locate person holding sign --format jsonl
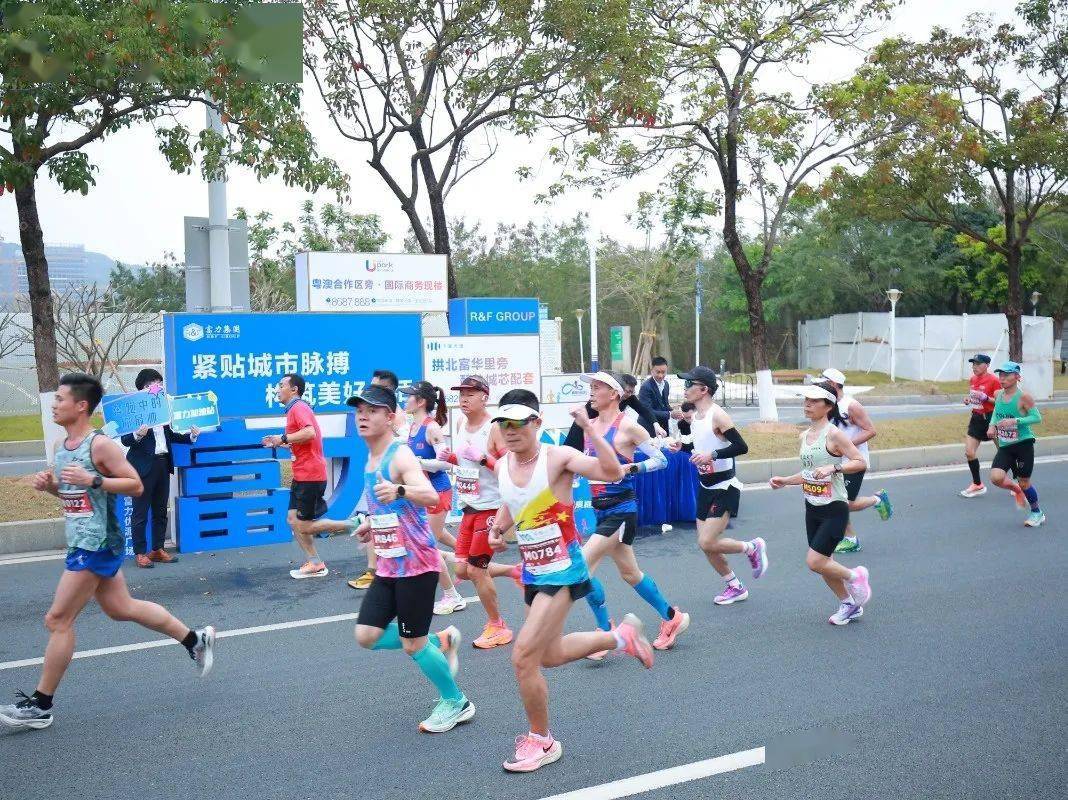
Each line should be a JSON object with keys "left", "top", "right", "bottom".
{"left": 346, "top": 384, "right": 474, "bottom": 735}
{"left": 487, "top": 390, "right": 654, "bottom": 773}
{"left": 0, "top": 374, "right": 214, "bottom": 732}
{"left": 769, "top": 382, "right": 873, "bottom": 626}
{"left": 120, "top": 369, "right": 199, "bottom": 569}
{"left": 960, "top": 354, "right": 1003, "bottom": 498}
{"left": 986, "top": 362, "right": 1045, "bottom": 527}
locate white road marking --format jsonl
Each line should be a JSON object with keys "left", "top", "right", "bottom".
{"left": 0, "top": 598, "right": 483, "bottom": 672}
{"left": 0, "top": 458, "right": 46, "bottom": 465}
{"left": 0, "top": 551, "right": 66, "bottom": 566}
{"left": 536, "top": 747, "right": 765, "bottom": 800}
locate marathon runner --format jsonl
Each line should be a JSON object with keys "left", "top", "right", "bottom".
{"left": 987, "top": 362, "right": 1045, "bottom": 527}
{"left": 348, "top": 383, "right": 473, "bottom": 733}
{"left": 675, "top": 366, "right": 767, "bottom": 606}
{"left": 488, "top": 390, "right": 654, "bottom": 773}
{"left": 0, "top": 373, "right": 214, "bottom": 731}
{"left": 399, "top": 380, "right": 466, "bottom": 616}
{"left": 820, "top": 369, "right": 893, "bottom": 553}
{"left": 960, "top": 354, "right": 1002, "bottom": 497}
{"left": 563, "top": 371, "right": 688, "bottom": 657}
{"left": 770, "top": 382, "right": 873, "bottom": 625}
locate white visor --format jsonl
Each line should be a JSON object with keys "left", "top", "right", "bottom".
{"left": 492, "top": 404, "right": 542, "bottom": 422}
{"left": 820, "top": 368, "right": 846, "bottom": 386}
{"left": 796, "top": 385, "right": 838, "bottom": 403}
{"left": 580, "top": 371, "right": 624, "bottom": 395}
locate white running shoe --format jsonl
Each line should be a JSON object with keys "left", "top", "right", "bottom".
{"left": 434, "top": 592, "right": 467, "bottom": 615}
{"left": 829, "top": 603, "right": 864, "bottom": 626}
{"left": 846, "top": 566, "right": 872, "bottom": 607}
{"left": 191, "top": 626, "right": 216, "bottom": 677}
{"left": 960, "top": 484, "right": 987, "bottom": 498}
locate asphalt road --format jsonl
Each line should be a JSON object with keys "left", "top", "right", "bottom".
{"left": 1, "top": 460, "right": 1065, "bottom": 800}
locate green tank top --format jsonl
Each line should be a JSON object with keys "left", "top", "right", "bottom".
{"left": 799, "top": 424, "right": 848, "bottom": 506}
{"left": 992, "top": 389, "right": 1035, "bottom": 447}
{"left": 54, "top": 431, "right": 122, "bottom": 555}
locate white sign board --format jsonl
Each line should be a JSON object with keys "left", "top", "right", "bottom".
{"left": 295, "top": 251, "right": 448, "bottom": 312}
{"left": 541, "top": 374, "right": 590, "bottom": 404}
{"left": 425, "top": 335, "right": 541, "bottom": 404}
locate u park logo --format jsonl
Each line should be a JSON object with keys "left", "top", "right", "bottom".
{"left": 364, "top": 258, "right": 395, "bottom": 273}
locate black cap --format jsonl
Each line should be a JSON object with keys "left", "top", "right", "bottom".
{"left": 677, "top": 366, "right": 719, "bottom": 391}
{"left": 398, "top": 380, "right": 437, "bottom": 401}
{"left": 346, "top": 383, "right": 398, "bottom": 412}
{"left": 968, "top": 354, "right": 991, "bottom": 364}
{"left": 451, "top": 375, "right": 490, "bottom": 394}
{"left": 135, "top": 368, "right": 163, "bottom": 391}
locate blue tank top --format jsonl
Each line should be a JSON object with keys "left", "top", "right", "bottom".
{"left": 408, "top": 418, "right": 451, "bottom": 492}
{"left": 584, "top": 413, "right": 638, "bottom": 516}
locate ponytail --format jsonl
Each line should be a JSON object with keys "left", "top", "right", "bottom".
{"left": 429, "top": 386, "right": 448, "bottom": 427}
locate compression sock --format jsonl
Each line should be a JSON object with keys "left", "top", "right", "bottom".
{"left": 1024, "top": 486, "right": 1039, "bottom": 511}
{"left": 371, "top": 622, "right": 403, "bottom": 651}
{"left": 968, "top": 458, "right": 981, "bottom": 485}
{"left": 411, "top": 642, "right": 463, "bottom": 702}
{"left": 585, "top": 577, "right": 613, "bottom": 631}
{"left": 633, "top": 573, "right": 672, "bottom": 621}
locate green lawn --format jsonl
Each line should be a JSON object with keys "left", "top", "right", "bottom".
{"left": 0, "top": 413, "right": 104, "bottom": 442}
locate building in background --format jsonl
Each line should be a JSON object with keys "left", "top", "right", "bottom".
{"left": 0, "top": 240, "right": 114, "bottom": 308}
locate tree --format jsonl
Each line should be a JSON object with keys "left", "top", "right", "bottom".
{"left": 238, "top": 200, "right": 389, "bottom": 311}
{"left": 553, "top": 0, "right": 900, "bottom": 419}
{"left": 827, "top": 0, "right": 1068, "bottom": 360}
{"left": 109, "top": 252, "right": 185, "bottom": 312}
{"left": 303, "top": 0, "right": 655, "bottom": 298}
{"left": 0, "top": 308, "right": 24, "bottom": 362}
{"left": 0, "top": 1, "right": 345, "bottom": 393}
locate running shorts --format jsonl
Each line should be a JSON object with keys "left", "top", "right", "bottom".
{"left": 593, "top": 511, "right": 637, "bottom": 545}
{"left": 805, "top": 500, "right": 850, "bottom": 557}
{"left": 524, "top": 580, "right": 593, "bottom": 607}
{"left": 65, "top": 546, "right": 123, "bottom": 578}
{"left": 967, "top": 412, "right": 993, "bottom": 442}
{"left": 289, "top": 480, "right": 328, "bottom": 521}
{"left": 844, "top": 470, "right": 866, "bottom": 502}
{"left": 359, "top": 571, "right": 438, "bottom": 639}
{"left": 991, "top": 439, "right": 1035, "bottom": 479}
{"left": 428, "top": 488, "right": 453, "bottom": 517}
{"left": 455, "top": 507, "right": 496, "bottom": 569}
{"left": 696, "top": 484, "right": 740, "bottom": 521}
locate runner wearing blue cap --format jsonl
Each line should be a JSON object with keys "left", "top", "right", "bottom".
{"left": 987, "top": 362, "right": 1045, "bottom": 527}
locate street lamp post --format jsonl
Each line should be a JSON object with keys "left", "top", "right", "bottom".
{"left": 887, "top": 288, "right": 903, "bottom": 382}
{"left": 575, "top": 308, "right": 586, "bottom": 374}
{"left": 1032, "top": 290, "right": 1042, "bottom": 318}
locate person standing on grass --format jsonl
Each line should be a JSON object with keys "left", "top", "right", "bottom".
{"left": 0, "top": 373, "right": 214, "bottom": 732}
{"left": 959, "top": 354, "right": 1002, "bottom": 498}
{"left": 120, "top": 368, "right": 199, "bottom": 569}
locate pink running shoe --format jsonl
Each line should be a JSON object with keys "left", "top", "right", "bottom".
{"left": 503, "top": 734, "right": 563, "bottom": 773}
{"left": 1009, "top": 483, "right": 1027, "bottom": 509}
{"left": 509, "top": 563, "right": 524, "bottom": 589}
{"left": 846, "top": 566, "right": 871, "bottom": 606}
{"left": 714, "top": 584, "right": 749, "bottom": 605}
{"left": 652, "top": 608, "right": 690, "bottom": 651}
{"left": 747, "top": 537, "right": 768, "bottom": 579}
{"left": 616, "top": 613, "right": 654, "bottom": 669}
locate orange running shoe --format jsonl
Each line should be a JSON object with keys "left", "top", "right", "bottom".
{"left": 472, "top": 621, "right": 513, "bottom": 649}
{"left": 1009, "top": 483, "right": 1027, "bottom": 509}
{"left": 652, "top": 608, "right": 690, "bottom": 651}
{"left": 289, "top": 560, "right": 329, "bottom": 579}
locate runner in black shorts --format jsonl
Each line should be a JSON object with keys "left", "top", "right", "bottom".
{"left": 960, "top": 354, "right": 1002, "bottom": 497}
{"left": 987, "top": 362, "right": 1045, "bottom": 527}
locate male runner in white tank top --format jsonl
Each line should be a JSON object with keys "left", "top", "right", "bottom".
{"left": 820, "top": 369, "right": 893, "bottom": 553}
{"left": 675, "top": 366, "right": 768, "bottom": 605}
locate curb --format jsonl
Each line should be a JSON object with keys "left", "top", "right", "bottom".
{"left": 0, "top": 440, "right": 44, "bottom": 458}
{"left": 0, "top": 518, "right": 65, "bottom": 555}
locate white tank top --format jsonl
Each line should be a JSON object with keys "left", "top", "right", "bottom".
{"left": 454, "top": 417, "right": 500, "bottom": 510}
{"left": 691, "top": 403, "right": 735, "bottom": 474}
{"left": 836, "top": 396, "right": 870, "bottom": 465}
{"left": 498, "top": 445, "right": 552, "bottom": 520}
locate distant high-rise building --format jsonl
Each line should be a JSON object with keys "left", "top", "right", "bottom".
{"left": 0, "top": 241, "right": 115, "bottom": 308}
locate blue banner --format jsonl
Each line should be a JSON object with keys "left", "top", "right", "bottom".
{"left": 170, "top": 392, "right": 220, "bottom": 433}
{"left": 448, "top": 297, "right": 540, "bottom": 335}
{"left": 163, "top": 312, "right": 423, "bottom": 417}
{"left": 101, "top": 389, "right": 171, "bottom": 436}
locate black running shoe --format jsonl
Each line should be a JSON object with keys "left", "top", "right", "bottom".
{"left": 0, "top": 691, "right": 53, "bottom": 730}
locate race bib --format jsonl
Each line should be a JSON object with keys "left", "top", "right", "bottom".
{"left": 371, "top": 513, "right": 407, "bottom": 559}
{"left": 697, "top": 462, "right": 715, "bottom": 475}
{"left": 59, "top": 489, "right": 94, "bottom": 519}
{"left": 966, "top": 390, "right": 985, "bottom": 406}
{"left": 516, "top": 523, "right": 570, "bottom": 575}
{"left": 801, "top": 470, "right": 833, "bottom": 503}
{"left": 998, "top": 424, "right": 1018, "bottom": 442}
{"left": 454, "top": 466, "right": 481, "bottom": 500}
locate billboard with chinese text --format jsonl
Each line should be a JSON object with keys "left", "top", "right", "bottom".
{"left": 295, "top": 252, "right": 448, "bottom": 312}
{"left": 424, "top": 335, "right": 541, "bottom": 405}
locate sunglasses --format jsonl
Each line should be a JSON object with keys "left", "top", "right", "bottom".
{"left": 498, "top": 416, "right": 538, "bottom": 429}
{"left": 684, "top": 380, "right": 707, "bottom": 389}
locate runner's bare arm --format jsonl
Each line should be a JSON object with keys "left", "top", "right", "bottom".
{"left": 262, "top": 425, "right": 314, "bottom": 448}
{"left": 379, "top": 445, "right": 439, "bottom": 508}
{"left": 74, "top": 435, "right": 143, "bottom": 497}
{"left": 420, "top": 424, "right": 453, "bottom": 472}
{"left": 622, "top": 418, "right": 668, "bottom": 474}
{"left": 824, "top": 427, "right": 866, "bottom": 476}
{"left": 559, "top": 408, "right": 625, "bottom": 482}
{"left": 487, "top": 502, "right": 514, "bottom": 552}
{"left": 32, "top": 446, "right": 61, "bottom": 495}
{"left": 846, "top": 401, "right": 877, "bottom": 445}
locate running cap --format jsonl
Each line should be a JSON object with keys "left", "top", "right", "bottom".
{"left": 797, "top": 385, "right": 838, "bottom": 403}
{"left": 994, "top": 360, "right": 1022, "bottom": 375}
{"left": 450, "top": 374, "right": 490, "bottom": 394}
{"left": 398, "top": 380, "right": 437, "bottom": 401}
{"left": 968, "top": 354, "right": 992, "bottom": 365}
{"left": 580, "top": 371, "right": 625, "bottom": 395}
{"left": 346, "top": 383, "right": 398, "bottom": 412}
{"left": 820, "top": 368, "right": 847, "bottom": 386}
{"left": 492, "top": 389, "right": 542, "bottom": 422}
{"left": 677, "top": 366, "right": 719, "bottom": 391}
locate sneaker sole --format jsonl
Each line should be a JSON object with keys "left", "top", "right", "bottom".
{"left": 752, "top": 539, "right": 768, "bottom": 579}
{"left": 419, "top": 701, "right": 476, "bottom": 733}
{"left": 849, "top": 568, "right": 872, "bottom": 607}
{"left": 472, "top": 633, "right": 513, "bottom": 649}
{"left": 443, "top": 627, "right": 461, "bottom": 677}
{"left": 290, "top": 568, "right": 330, "bottom": 579}
{"left": 653, "top": 611, "right": 690, "bottom": 651}
{"left": 0, "top": 713, "right": 53, "bottom": 730}
{"left": 714, "top": 592, "right": 749, "bottom": 606}
{"left": 504, "top": 741, "right": 564, "bottom": 772}
{"left": 829, "top": 607, "right": 864, "bottom": 626}
{"left": 620, "top": 613, "right": 654, "bottom": 669}
{"left": 198, "top": 625, "right": 216, "bottom": 678}
{"left": 1024, "top": 517, "right": 1046, "bottom": 528}
{"left": 434, "top": 601, "right": 467, "bottom": 615}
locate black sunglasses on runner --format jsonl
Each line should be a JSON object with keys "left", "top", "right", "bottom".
{"left": 498, "top": 416, "right": 538, "bottom": 429}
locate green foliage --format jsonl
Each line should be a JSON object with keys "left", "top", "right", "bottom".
{"left": 108, "top": 253, "right": 185, "bottom": 311}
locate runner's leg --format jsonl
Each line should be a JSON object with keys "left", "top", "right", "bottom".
{"left": 37, "top": 570, "right": 99, "bottom": 695}
{"left": 94, "top": 570, "right": 192, "bottom": 641}
{"left": 581, "top": 533, "right": 617, "bottom": 631}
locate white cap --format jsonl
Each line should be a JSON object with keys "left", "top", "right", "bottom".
{"left": 821, "top": 368, "right": 847, "bottom": 386}
{"left": 580, "top": 371, "right": 624, "bottom": 395}
{"left": 492, "top": 403, "right": 542, "bottom": 422}
{"left": 797, "top": 385, "right": 838, "bottom": 403}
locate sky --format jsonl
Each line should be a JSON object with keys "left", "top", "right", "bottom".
{"left": 0, "top": 0, "right": 1012, "bottom": 266}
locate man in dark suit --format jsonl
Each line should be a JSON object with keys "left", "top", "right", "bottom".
{"left": 639, "top": 356, "right": 675, "bottom": 434}
{"left": 119, "top": 368, "right": 200, "bottom": 568}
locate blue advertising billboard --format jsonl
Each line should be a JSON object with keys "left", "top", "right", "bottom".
{"left": 447, "top": 297, "right": 540, "bottom": 336}
{"left": 163, "top": 312, "right": 423, "bottom": 417}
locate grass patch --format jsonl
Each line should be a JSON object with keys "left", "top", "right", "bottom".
{"left": 0, "top": 414, "right": 44, "bottom": 442}
{"left": 0, "top": 475, "right": 64, "bottom": 524}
